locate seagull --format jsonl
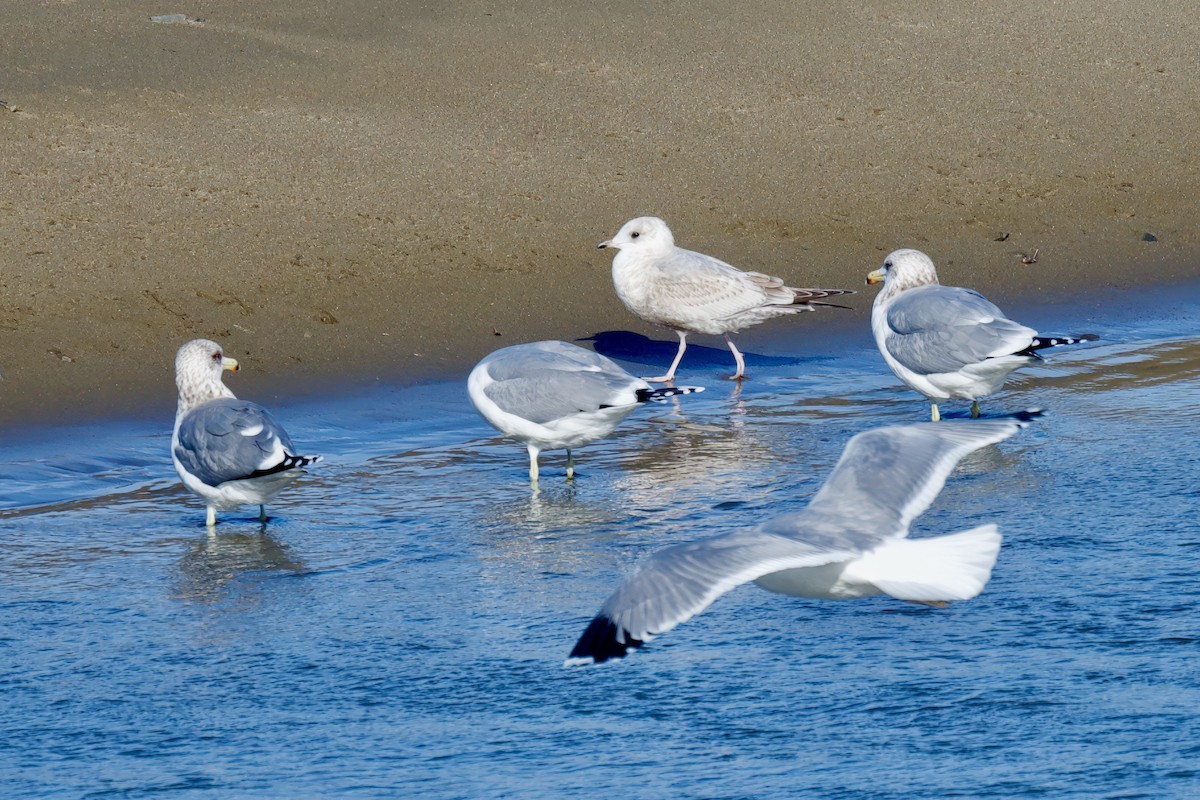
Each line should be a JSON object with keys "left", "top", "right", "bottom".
{"left": 867, "top": 249, "right": 1097, "bottom": 421}
{"left": 172, "top": 339, "right": 321, "bottom": 527}
{"left": 566, "top": 413, "right": 1039, "bottom": 665}
{"left": 598, "top": 216, "right": 854, "bottom": 382}
{"left": 468, "top": 340, "right": 703, "bottom": 484}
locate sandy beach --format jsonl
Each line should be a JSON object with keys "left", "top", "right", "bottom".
{"left": 2, "top": 0, "right": 1197, "bottom": 427}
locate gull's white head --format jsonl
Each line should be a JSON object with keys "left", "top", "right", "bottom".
{"left": 866, "top": 249, "right": 940, "bottom": 297}
{"left": 175, "top": 338, "right": 238, "bottom": 416}
{"left": 597, "top": 216, "right": 675, "bottom": 253}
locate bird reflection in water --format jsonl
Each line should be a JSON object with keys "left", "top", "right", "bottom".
{"left": 475, "top": 384, "right": 782, "bottom": 582}
{"left": 174, "top": 526, "right": 308, "bottom": 604}
{"left": 612, "top": 384, "right": 774, "bottom": 503}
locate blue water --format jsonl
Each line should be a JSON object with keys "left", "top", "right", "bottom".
{"left": 2, "top": 285, "right": 1199, "bottom": 798}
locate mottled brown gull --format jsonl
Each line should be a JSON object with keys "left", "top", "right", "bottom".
{"left": 598, "top": 216, "right": 854, "bottom": 382}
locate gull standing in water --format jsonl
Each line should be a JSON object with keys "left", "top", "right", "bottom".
{"left": 567, "top": 414, "right": 1039, "bottom": 665}
{"left": 468, "top": 340, "right": 702, "bottom": 485}
{"left": 598, "top": 216, "right": 854, "bottom": 382}
{"left": 172, "top": 339, "right": 321, "bottom": 527}
{"left": 868, "top": 249, "right": 1097, "bottom": 421}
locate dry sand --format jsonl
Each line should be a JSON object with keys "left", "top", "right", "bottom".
{"left": 2, "top": 0, "right": 1198, "bottom": 427}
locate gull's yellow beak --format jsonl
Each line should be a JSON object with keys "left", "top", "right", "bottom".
{"left": 222, "top": 356, "right": 239, "bottom": 373}
{"left": 866, "top": 268, "right": 886, "bottom": 286}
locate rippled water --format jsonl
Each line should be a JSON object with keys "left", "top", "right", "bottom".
{"left": 2, "top": 284, "right": 1199, "bottom": 798}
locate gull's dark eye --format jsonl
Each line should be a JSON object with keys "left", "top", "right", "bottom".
{"left": 631, "top": 231, "right": 640, "bottom": 238}
{"left": 883, "top": 260, "right": 893, "bottom": 269}
{"left": 211, "top": 352, "right": 222, "bottom": 362}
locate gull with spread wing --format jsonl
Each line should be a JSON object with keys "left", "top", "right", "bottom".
{"left": 567, "top": 414, "right": 1039, "bottom": 665}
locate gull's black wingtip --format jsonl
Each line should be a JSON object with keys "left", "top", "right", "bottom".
{"left": 565, "top": 616, "right": 644, "bottom": 666}
{"left": 1026, "top": 333, "right": 1099, "bottom": 353}
{"left": 1010, "top": 408, "right": 1046, "bottom": 423}
{"left": 243, "top": 453, "right": 323, "bottom": 480}
{"left": 636, "top": 386, "right": 704, "bottom": 403}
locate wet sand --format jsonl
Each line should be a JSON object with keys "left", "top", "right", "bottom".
{"left": 2, "top": 1, "right": 1197, "bottom": 427}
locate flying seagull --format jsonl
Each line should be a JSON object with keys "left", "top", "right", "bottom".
{"left": 567, "top": 413, "right": 1039, "bottom": 665}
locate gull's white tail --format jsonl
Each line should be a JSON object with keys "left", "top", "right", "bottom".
{"left": 851, "top": 524, "right": 1002, "bottom": 603}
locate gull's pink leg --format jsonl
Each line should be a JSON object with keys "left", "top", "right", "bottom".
{"left": 725, "top": 333, "right": 747, "bottom": 380}
{"left": 527, "top": 444, "right": 540, "bottom": 485}
{"left": 643, "top": 331, "right": 688, "bottom": 383}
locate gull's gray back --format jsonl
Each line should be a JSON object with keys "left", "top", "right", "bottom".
{"left": 885, "top": 285, "right": 1036, "bottom": 374}
{"left": 481, "top": 341, "right": 626, "bottom": 380}
{"left": 481, "top": 342, "right": 643, "bottom": 424}
{"left": 175, "top": 398, "right": 296, "bottom": 486}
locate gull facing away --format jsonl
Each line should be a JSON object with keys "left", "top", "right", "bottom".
{"left": 567, "top": 414, "right": 1040, "bottom": 665}
{"left": 598, "top": 216, "right": 855, "bottom": 382}
{"left": 868, "top": 249, "right": 1098, "bottom": 421}
{"left": 468, "top": 340, "right": 703, "bottom": 485}
{"left": 172, "top": 339, "right": 321, "bottom": 527}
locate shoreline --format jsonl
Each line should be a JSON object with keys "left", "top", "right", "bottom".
{"left": 4, "top": 274, "right": 1198, "bottom": 438}
{"left": 3, "top": 1, "right": 1198, "bottom": 429}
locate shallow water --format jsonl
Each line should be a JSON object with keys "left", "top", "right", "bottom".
{"left": 2, "top": 285, "right": 1199, "bottom": 799}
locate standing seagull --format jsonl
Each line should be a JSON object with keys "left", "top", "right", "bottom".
{"left": 468, "top": 340, "right": 702, "bottom": 485}
{"left": 867, "top": 249, "right": 1097, "bottom": 421}
{"left": 598, "top": 216, "right": 854, "bottom": 382}
{"left": 172, "top": 339, "right": 321, "bottom": 527}
{"left": 567, "top": 414, "right": 1039, "bottom": 665}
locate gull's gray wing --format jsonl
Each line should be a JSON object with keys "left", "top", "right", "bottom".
{"left": 567, "top": 526, "right": 861, "bottom": 664}
{"left": 483, "top": 341, "right": 628, "bottom": 380}
{"left": 567, "top": 418, "right": 1032, "bottom": 664}
{"left": 483, "top": 373, "right": 643, "bottom": 424}
{"left": 175, "top": 398, "right": 300, "bottom": 486}
{"left": 884, "top": 285, "right": 1037, "bottom": 374}
{"left": 481, "top": 342, "right": 644, "bottom": 424}
{"left": 794, "top": 419, "right": 1030, "bottom": 540}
